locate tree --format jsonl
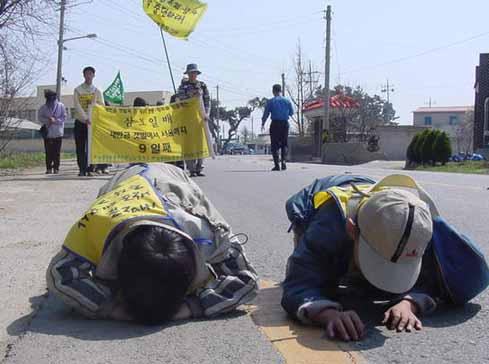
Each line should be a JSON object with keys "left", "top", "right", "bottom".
{"left": 415, "top": 129, "right": 430, "bottom": 164}
{"left": 433, "top": 131, "right": 452, "bottom": 165}
{"left": 0, "top": 0, "right": 56, "bottom": 152}
{"left": 208, "top": 98, "right": 227, "bottom": 144}
{"left": 456, "top": 109, "right": 474, "bottom": 155}
{"left": 285, "top": 40, "right": 319, "bottom": 136}
{"left": 406, "top": 133, "right": 420, "bottom": 163}
{"left": 221, "top": 97, "right": 267, "bottom": 147}
{"left": 315, "top": 85, "right": 397, "bottom": 142}
{"left": 421, "top": 130, "right": 439, "bottom": 165}
{"left": 239, "top": 126, "right": 254, "bottom": 144}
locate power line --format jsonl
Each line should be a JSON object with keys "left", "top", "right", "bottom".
{"left": 342, "top": 30, "right": 489, "bottom": 75}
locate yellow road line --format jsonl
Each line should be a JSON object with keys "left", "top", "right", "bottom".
{"left": 247, "top": 280, "right": 366, "bottom": 364}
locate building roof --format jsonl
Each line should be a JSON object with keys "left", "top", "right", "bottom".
{"left": 414, "top": 106, "right": 473, "bottom": 113}
{"left": 303, "top": 94, "right": 360, "bottom": 112}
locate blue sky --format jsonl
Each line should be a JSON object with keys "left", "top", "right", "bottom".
{"left": 36, "top": 0, "right": 489, "bottom": 128}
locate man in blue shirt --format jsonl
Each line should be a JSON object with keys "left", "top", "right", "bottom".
{"left": 262, "top": 84, "right": 294, "bottom": 171}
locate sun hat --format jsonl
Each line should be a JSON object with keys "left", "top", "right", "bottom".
{"left": 184, "top": 63, "right": 201, "bottom": 75}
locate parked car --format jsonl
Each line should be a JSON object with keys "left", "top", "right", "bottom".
{"left": 221, "top": 144, "right": 252, "bottom": 155}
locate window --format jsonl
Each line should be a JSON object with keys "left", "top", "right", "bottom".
{"left": 424, "top": 116, "right": 432, "bottom": 125}
{"left": 449, "top": 115, "right": 459, "bottom": 125}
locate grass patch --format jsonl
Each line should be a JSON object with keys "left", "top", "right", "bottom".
{"left": 415, "top": 161, "right": 489, "bottom": 175}
{"left": 0, "top": 152, "right": 76, "bottom": 169}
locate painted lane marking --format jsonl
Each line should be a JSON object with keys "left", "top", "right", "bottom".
{"left": 247, "top": 280, "right": 366, "bottom": 364}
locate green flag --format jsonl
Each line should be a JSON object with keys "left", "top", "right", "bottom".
{"left": 104, "top": 71, "right": 124, "bottom": 105}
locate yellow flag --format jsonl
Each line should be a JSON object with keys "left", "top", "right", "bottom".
{"left": 89, "top": 97, "right": 210, "bottom": 164}
{"left": 143, "top": 0, "right": 207, "bottom": 39}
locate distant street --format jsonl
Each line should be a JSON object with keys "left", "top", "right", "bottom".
{"left": 1, "top": 155, "right": 489, "bottom": 364}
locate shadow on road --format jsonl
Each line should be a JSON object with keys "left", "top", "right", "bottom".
{"left": 224, "top": 170, "right": 272, "bottom": 173}
{"left": 7, "top": 294, "right": 248, "bottom": 341}
{"left": 2, "top": 176, "right": 112, "bottom": 182}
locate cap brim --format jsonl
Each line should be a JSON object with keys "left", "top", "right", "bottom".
{"left": 357, "top": 235, "right": 421, "bottom": 294}
{"left": 184, "top": 71, "right": 201, "bottom": 75}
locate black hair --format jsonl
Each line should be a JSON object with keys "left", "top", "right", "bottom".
{"left": 118, "top": 225, "right": 196, "bottom": 325}
{"left": 83, "top": 66, "right": 96, "bottom": 75}
{"left": 272, "top": 84, "right": 282, "bottom": 94}
{"left": 44, "top": 89, "right": 57, "bottom": 100}
{"left": 133, "top": 97, "right": 148, "bottom": 107}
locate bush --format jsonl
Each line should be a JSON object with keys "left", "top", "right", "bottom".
{"left": 414, "top": 129, "right": 430, "bottom": 164}
{"left": 421, "top": 130, "right": 439, "bottom": 165}
{"left": 433, "top": 131, "right": 452, "bottom": 165}
{"left": 406, "top": 134, "right": 420, "bottom": 163}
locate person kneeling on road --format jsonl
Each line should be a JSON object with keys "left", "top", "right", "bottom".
{"left": 282, "top": 174, "right": 489, "bottom": 341}
{"left": 46, "top": 163, "right": 258, "bottom": 324}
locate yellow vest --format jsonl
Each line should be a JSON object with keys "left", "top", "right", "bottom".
{"left": 63, "top": 174, "right": 170, "bottom": 265}
{"left": 312, "top": 184, "right": 373, "bottom": 218}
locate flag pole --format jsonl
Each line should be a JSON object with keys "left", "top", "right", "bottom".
{"left": 160, "top": 27, "right": 177, "bottom": 94}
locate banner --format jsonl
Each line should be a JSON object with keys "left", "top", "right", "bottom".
{"left": 89, "top": 97, "right": 210, "bottom": 164}
{"left": 103, "top": 71, "right": 124, "bottom": 105}
{"left": 143, "top": 0, "right": 207, "bottom": 39}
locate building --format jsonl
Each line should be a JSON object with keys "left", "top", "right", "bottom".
{"left": 474, "top": 53, "right": 489, "bottom": 156}
{"left": 413, "top": 106, "right": 473, "bottom": 153}
{"left": 6, "top": 85, "right": 173, "bottom": 138}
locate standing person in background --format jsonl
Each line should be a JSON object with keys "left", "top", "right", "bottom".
{"left": 73, "top": 66, "right": 104, "bottom": 177}
{"left": 38, "top": 89, "right": 67, "bottom": 174}
{"left": 176, "top": 64, "right": 210, "bottom": 177}
{"left": 261, "top": 84, "right": 294, "bottom": 171}
{"left": 133, "top": 97, "right": 148, "bottom": 107}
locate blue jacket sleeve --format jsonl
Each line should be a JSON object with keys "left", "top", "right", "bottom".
{"left": 281, "top": 201, "right": 352, "bottom": 322}
{"left": 288, "top": 99, "right": 294, "bottom": 117}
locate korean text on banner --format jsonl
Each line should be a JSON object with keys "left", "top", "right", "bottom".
{"left": 143, "top": 0, "right": 207, "bottom": 39}
{"left": 89, "top": 97, "right": 210, "bottom": 164}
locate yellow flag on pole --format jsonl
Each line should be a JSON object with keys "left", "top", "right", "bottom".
{"left": 143, "top": 0, "right": 207, "bottom": 39}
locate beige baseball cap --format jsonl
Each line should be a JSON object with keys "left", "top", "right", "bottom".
{"left": 356, "top": 188, "right": 433, "bottom": 294}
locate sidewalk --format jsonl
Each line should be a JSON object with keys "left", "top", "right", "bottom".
{"left": 0, "top": 160, "right": 111, "bottom": 357}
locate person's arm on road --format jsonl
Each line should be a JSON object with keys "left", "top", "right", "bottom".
{"left": 382, "top": 248, "right": 441, "bottom": 332}
{"left": 46, "top": 250, "right": 118, "bottom": 320}
{"left": 282, "top": 203, "right": 365, "bottom": 341}
{"left": 183, "top": 240, "right": 258, "bottom": 318}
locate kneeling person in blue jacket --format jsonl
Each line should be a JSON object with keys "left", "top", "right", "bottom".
{"left": 283, "top": 174, "right": 489, "bottom": 341}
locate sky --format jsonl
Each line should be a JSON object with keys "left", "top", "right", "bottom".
{"left": 35, "top": 0, "right": 489, "bottom": 130}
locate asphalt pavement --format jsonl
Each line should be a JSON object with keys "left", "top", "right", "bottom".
{"left": 1, "top": 155, "right": 488, "bottom": 364}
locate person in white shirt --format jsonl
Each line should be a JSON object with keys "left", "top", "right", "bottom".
{"left": 73, "top": 66, "right": 104, "bottom": 176}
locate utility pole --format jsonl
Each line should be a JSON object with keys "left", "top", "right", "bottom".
{"left": 55, "top": 0, "right": 66, "bottom": 99}
{"left": 381, "top": 79, "right": 395, "bottom": 103}
{"left": 281, "top": 73, "right": 285, "bottom": 96}
{"left": 320, "top": 5, "right": 332, "bottom": 159}
{"left": 215, "top": 84, "right": 220, "bottom": 150}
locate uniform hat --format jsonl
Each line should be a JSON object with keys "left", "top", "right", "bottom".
{"left": 184, "top": 63, "right": 201, "bottom": 75}
{"left": 356, "top": 188, "right": 433, "bottom": 294}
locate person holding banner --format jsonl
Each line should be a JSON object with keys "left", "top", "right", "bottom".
{"left": 46, "top": 163, "right": 258, "bottom": 324}
{"left": 74, "top": 66, "right": 104, "bottom": 176}
{"left": 176, "top": 63, "right": 210, "bottom": 177}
